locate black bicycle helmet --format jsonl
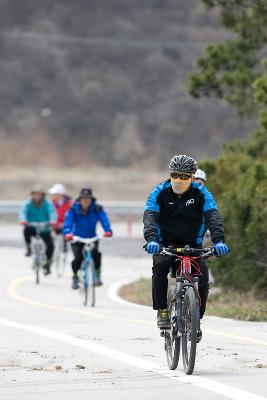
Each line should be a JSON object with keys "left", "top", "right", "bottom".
{"left": 169, "top": 155, "right": 197, "bottom": 174}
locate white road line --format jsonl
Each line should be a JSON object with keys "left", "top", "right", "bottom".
{"left": 0, "top": 317, "right": 265, "bottom": 400}
{"left": 108, "top": 278, "right": 151, "bottom": 311}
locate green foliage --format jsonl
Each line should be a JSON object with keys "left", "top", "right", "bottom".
{"left": 190, "top": 0, "right": 267, "bottom": 294}
{"left": 188, "top": 0, "right": 267, "bottom": 115}
{"left": 207, "top": 290, "right": 267, "bottom": 321}
{"left": 200, "top": 144, "right": 267, "bottom": 293}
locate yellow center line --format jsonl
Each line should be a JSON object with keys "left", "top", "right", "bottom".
{"left": 7, "top": 275, "right": 154, "bottom": 325}
{"left": 7, "top": 275, "right": 267, "bottom": 347}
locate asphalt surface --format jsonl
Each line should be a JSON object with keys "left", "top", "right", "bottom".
{"left": 0, "top": 224, "right": 145, "bottom": 257}
{"left": 0, "top": 227, "right": 267, "bottom": 400}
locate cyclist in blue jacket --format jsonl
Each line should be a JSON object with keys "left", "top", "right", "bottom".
{"left": 63, "top": 188, "right": 112, "bottom": 289}
{"left": 143, "top": 155, "right": 229, "bottom": 338}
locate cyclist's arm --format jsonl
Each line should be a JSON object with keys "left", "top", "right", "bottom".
{"left": 63, "top": 208, "right": 75, "bottom": 235}
{"left": 97, "top": 206, "right": 112, "bottom": 232}
{"left": 143, "top": 186, "right": 161, "bottom": 243}
{"left": 19, "top": 202, "right": 29, "bottom": 223}
{"left": 201, "top": 186, "right": 225, "bottom": 244}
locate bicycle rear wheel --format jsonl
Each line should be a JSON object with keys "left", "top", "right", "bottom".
{"left": 55, "top": 254, "right": 61, "bottom": 277}
{"left": 165, "top": 294, "right": 180, "bottom": 370}
{"left": 56, "top": 252, "right": 67, "bottom": 277}
{"left": 55, "top": 237, "right": 66, "bottom": 277}
{"left": 181, "top": 286, "right": 199, "bottom": 375}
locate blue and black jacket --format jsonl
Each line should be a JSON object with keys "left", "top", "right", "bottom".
{"left": 143, "top": 180, "right": 224, "bottom": 247}
{"left": 63, "top": 199, "right": 111, "bottom": 238}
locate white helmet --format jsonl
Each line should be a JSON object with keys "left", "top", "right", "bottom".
{"left": 195, "top": 169, "right": 207, "bottom": 182}
{"left": 48, "top": 183, "right": 66, "bottom": 195}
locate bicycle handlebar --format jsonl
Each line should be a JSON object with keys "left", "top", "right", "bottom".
{"left": 144, "top": 244, "right": 214, "bottom": 258}
{"left": 164, "top": 245, "right": 214, "bottom": 255}
{"left": 28, "top": 222, "right": 50, "bottom": 228}
{"left": 72, "top": 236, "right": 100, "bottom": 245}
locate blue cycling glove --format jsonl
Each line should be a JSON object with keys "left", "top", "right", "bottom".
{"left": 214, "top": 242, "right": 230, "bottom": 256}
{"left": 146, "top": 241, "right": 160, "bottom": 254}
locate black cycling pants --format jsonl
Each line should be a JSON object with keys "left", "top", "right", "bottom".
{"left": 152, "top": 254, "right": 209, "bottom": 319}
{"left": 24, "top": 226, "right": 54, "bottom": 260}
{"left": 71, "top": 241, "right": 101, "bottom": 274}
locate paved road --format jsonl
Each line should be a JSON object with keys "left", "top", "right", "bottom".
{"left": 0, "top": 223, "right": 145, "bottom": 257}
{"left": 0, "top": 243, "right": 267, "bottom": 400}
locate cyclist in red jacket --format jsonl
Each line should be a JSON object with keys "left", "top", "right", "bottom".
{"left": 48, "top": 183, "right": 73, "bottom": 233}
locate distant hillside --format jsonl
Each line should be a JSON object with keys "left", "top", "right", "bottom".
{"left": 0, "top": 0, "right": 255, "bottom": 168}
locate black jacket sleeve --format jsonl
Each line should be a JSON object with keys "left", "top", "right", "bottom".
{"left": 143, "top": 184, "right": 163, "bottom": 243}
{"left": 204, "top": 209, "right": 225, "bottom": 244}
{"left": 143, "top": 210, "right": 160, "bottom": 243}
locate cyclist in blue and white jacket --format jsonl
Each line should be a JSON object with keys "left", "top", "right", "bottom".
{"left": 143, "top": 155, "right": 230, "bottom": 339}
{"left": 63, "top": 188, "right": 112, "bottom": 289}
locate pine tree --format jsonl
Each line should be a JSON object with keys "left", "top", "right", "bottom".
{"left": 188, "top": 0, "right": 267, "bottom": 293}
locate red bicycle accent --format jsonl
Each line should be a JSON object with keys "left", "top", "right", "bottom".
{"left": 154, "top": 245, "right": 215, "bottom": 374}
{"left": 175, "top": 255, "right": 203, "bottom": 308}
{"left": 176, "top": 255, "right": 202, "bottom": 277}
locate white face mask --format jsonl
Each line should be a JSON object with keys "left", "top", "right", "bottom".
{"left": 171, "top": 178, "right": 191, "bottom": 194}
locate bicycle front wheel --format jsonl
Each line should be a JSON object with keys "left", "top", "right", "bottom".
{"left": 181, "top": 286, "right": 199, "bottom": 375}
{"left": 81, "top": 266, "right": 88, "bottom": 306}
{"left": 87, "top": 263, "right": 96, "bottom": 307}
{"left": 34, "top": 262, "right": 40, "bottom": 284}
{"left": 55, "top": 237, "right": 67, "bottom": 277}
{"left": 55, "top": 254, "right": 61, "bottom": 277}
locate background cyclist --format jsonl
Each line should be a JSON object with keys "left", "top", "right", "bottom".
{"left": 143, "top": 155, "right": 229, "bottom": 339}
{"left": 194, "top": 168, "right": 207, "bottom": 187}
{"left": 19, "top": 184, "right": 57, "bottom": 275}
{"left": 48, "top": 183, "right": 73, "bottom": 245}
{"left": 63, "top": 188, "right": 112, "bottom": 289}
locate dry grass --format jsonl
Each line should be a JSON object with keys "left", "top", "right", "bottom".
{"left": 118, "top": 277, "right": 267, "bottom": 321}
{"left": 118, "top": 278, "right": 152, "bottom": 307}
{"left": 207, "top": 291, "right": 267, "bottom": 321}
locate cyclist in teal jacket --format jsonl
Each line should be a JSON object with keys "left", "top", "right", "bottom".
{"left": 20, "top": 184, "right": 57, "bottom": 274}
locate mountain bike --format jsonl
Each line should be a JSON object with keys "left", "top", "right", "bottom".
{"left": 29, "top": 222, "right": 48, "bottom": 284}
{"left": 72, "top": 236, "right": 99, "bottom": 307}
{"left": 159, "top": 245, "right": 214, "bottom": 375}
{"left": 54, "top": 233, "right": 68, "bottom": 277}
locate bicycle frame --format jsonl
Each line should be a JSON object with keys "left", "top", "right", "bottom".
{"left": 158, "top": 245, "right": 214, "bottom": 374}
{"left": 72, "top": 236, "right": 100, "bottom": 306}
{"left": 28, "top": 222, "right": 48, "bottom": 284}
{"left": 175, "top": 257, "right": 202, "bottom": 335}
{"left": 30, "top": 223, "right": 47, "bottom": 265}
{"left": 81, "top": 245, "right": 96, "bottom": 288}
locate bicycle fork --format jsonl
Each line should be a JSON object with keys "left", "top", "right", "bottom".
{"left": 175, "top": 276, "right": 200, "bottom": 334}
